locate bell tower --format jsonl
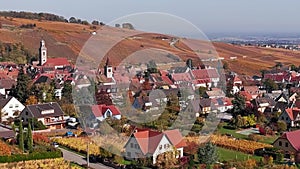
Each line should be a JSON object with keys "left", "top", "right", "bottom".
{"left": 39, "top": 40, "right": 47, "bottom": 66}
{"left": 104, "top": 57, "right": 113, "bottom": 78}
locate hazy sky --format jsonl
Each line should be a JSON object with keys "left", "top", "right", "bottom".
{"left": 0, "top": 0, "right": 299, "bottom": 35}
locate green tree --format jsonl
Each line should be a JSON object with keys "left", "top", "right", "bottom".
{"left": 231, "top": 94, "right": 246, "bottom": 117}
{"left": 277, "top": 120, "right": 287, "bottom": 132}
{"left": 198, "top": 87, "right": 207, "bottom": 98}
{"left": 62, "top": 81, "right": 73, "bottom": 104}
{"left": 264, "top": 79, "right": 278, "bottom": 92}
{"left": 197, "top": 142, "right": 218, "bottom": 168}
{"left": 10, "top": 69, "right": 31, "bottom": 103}
{"left": 18, "top": 122, "right": 24, "bottom": 152}
{"left": 27, "top": 121, "right": 33, "bottom": 152}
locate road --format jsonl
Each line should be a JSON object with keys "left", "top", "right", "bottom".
{"left": 59, "top": 147, "right": 113, "bottom": 169}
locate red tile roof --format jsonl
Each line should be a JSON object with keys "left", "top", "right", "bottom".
{"left": 192, "top": 68, "right": 219, "bottom": 79}
{"left": 131, "top": 129, "right": 186, "bottom": 155}
{"left": 161, "top": 76, "right": 173, "bottom": 85}
{"left": 163, "top": 129, "right": 187, "bottom": 148}
{"left": 171, "top": 72, "right": 193, "bottom": 82}
{"left": 285, "top": 108, "right": 300, "bottom": 121}
{"left": 43, "top": 58, "right": 70, "bottom": 67}
{"left": 91, "top": 104, "right": 121, "bottom": 118}
{"left": 279, "top": 130, "right": 300, "bottom": 151}
{"left": 239, "top": 91, "right": 253, "bottom": 101}
{"left": 134, "top": 130, "right": 163, "bottom": 154}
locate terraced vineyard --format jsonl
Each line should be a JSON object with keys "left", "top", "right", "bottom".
{"left": 211, "top": 135, "right": 272, "bottom": 154}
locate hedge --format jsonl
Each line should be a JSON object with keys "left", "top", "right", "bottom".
{"left": 0, "top": 150, "right": 62, "bottom": 163}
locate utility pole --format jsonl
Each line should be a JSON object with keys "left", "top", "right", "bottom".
{"left": 87, "top": 139, "right": 89, "bottom": 168}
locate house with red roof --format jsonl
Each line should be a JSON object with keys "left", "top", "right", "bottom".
{"left": 124, "top": 128, "right": 186, "bottom": 164}
{"left": 170, "top": 72, "right": 193, "bottom": 87}
{"left": 242, "top": 86, "right": 260, "bottom": 99}
{"left": 91, "top": 104, "right": 121, "bottom": 122}
{"left": 279, "top": 108, "right": 300, "bottom": 127}
{"left": 273, "top": 130, "right": 300, "bottom": 162}
{"left": 191, "top": 68, "right": 220, "bottom": 87}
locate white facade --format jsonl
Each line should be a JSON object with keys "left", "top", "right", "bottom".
{"left": 152, "top": 135, "right": 174, "bottom": 164}
{"left": 39, "top": 40, "right": 47, "bottom": 66}
{"left": 125, "top": 133, "right": 184, "bottom": 164}
{"left": 1, "top": 97, "right": 25, "bottom": 122}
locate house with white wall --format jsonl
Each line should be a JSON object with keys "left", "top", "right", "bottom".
{"left": 0, "top": 96, "right": 25, "bottom": 123}
{"left": 124, "top": 128, "right": 186, "bottom": 164}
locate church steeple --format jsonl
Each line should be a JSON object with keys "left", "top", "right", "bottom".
{"left": 39, "top": 39, "right": 47, "bottom": 66}
{"left": 104, "top": 56, "right": 113, "bottom": 78}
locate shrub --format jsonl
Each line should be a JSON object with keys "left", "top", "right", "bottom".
{"left": 248, "top": 134, "right": 263, "bottom": 142}
{"left": 0, "top": 149, "right": 62, "bottom": 163}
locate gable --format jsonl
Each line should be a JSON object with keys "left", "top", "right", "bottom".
{"left": 153, "top": 135, "right": 172, "bottom": 156}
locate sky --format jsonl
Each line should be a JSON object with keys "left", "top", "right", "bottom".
{"left": 0, "top": 0, "right": 299, "bottom": 35}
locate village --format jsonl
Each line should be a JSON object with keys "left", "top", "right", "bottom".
{"left": 0, "top": 37, "right": 299, "bottom": 169}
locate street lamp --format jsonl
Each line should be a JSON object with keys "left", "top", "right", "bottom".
{"left": 86, "top": 139, "right": 92, "bottom": 168}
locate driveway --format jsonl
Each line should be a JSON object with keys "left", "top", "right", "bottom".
{"left": 59, "top": 147, "right": 113, "bottom": 169}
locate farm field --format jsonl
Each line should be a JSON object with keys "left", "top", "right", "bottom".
{"left": 1, "top": 16, "right": 300, "bottom": 76}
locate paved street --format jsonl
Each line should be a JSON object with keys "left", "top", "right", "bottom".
{"left": 59, "top": 148, "right": 113, "bottom": 169}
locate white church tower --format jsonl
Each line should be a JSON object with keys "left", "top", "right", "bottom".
{"left": 104, "top": 57, "right": 113, "bottom": 78}
{"left": 39, "top": 40, "right": 47, "bottom": 66}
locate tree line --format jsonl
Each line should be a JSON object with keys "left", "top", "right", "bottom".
{"left": 0, "top": 11, "right": 105, "bottom": 26}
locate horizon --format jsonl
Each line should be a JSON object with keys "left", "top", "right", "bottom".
{"left": 0, "top": 0, "right": 300, "bottom": 36}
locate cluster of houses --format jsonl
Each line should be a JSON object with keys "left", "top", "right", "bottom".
{"left": 2, "top": 39, "right": 300, "bottom": 164}
{"left": 225, "top": 66, "right": 300, "bottom": 162}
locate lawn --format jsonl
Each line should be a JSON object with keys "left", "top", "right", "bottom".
{"left": 216, "top": 123, "right": 279, "bottom": 145}
{"left": 217, "top": 147, "right": 262, "bottom": 162}
{"left": 217, "top": 126, "right": 248, "bottom": 140}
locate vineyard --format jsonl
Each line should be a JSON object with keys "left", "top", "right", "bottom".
{"left": 0, "top": 158, "right": 81, "bottom": 169}
{"left": 52, "top": 137, "right": 100, "bottom": 156}
{"left": 0, "top": 140, "right": 22, "bottom": 156}
{"left": 52, "top": 134, "right": 128, "bottom": 156}
{"left": 211, "top": 135, "right": 272, "bottom": 154}
{"left": 0, "top": 140, "right": 11, "bottom": 156}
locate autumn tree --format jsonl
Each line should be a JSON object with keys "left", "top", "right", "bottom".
{"left": 155, "top": 149, "right": 179, "bottom": 169}
{"left": 61, "top": 104, "right": 77, "bottom": 117}
{"left": 25, "top": 95, "right": 38, "bottom": 105}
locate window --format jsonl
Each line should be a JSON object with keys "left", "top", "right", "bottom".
{"left": 26, "top": 112, "right": 28, "bottom": 116}
{"left": 15, "top": 104, "right": 19, "bottom": 108}
{"left": 135, "top": 144, "right": 139, "bottom": 149}
{"left": 130, "top": 143, "right": 133, "bottom": 148}
{"left": 286, "top": 117, "right": 288, "bottom": 121}
{"left": 285, "top": 142, "right": 288, "bottom": 147}
{"left": 127, "top": 152, "right": 131, "bottom": 157}
{"left": 159, "top": 145, "right": 162, "bottom": 150}
{"left": 279, "top": 141, "right": 282, "bottom": 146}
{"left": 9, "top": 104, "right": 13, "bottom": 108}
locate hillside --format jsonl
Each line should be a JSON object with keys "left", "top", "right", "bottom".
{"left": 0, "top": 16, "right": 300, "bottom": 76}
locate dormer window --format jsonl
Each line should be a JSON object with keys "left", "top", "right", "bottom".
{"left": 41, "top": 109, "right": 54, "bottom": 114}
